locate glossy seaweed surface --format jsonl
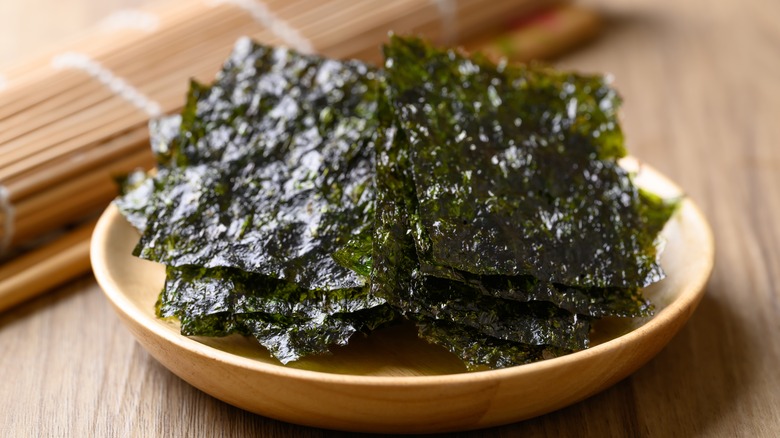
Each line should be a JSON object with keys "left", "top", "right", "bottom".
{"left": 158, "top": 266, "right": 392, "bottom": 363}
{"left": 384, "top": 36, "right": 667, "bottom": 289}
{"left": 135, "top": 38, "right": 380, "bottom": 292}
{"left": 115, "top": 36, "right": 677, "bottom": 369}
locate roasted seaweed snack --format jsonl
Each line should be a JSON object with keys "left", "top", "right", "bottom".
{"left": 116, "top": 46, "right": 393, "bottom": 363}
{"left": 134, "top": 38, "right": 381, "bottom": 292}
{"left": 158, "top": 266, "right": 393, "bottom": 363}
{"left": 383, "top": 35, "right": 668, "bottom": 289}
{"left": 115, "top": 36, "right": 678, "bottom": 370}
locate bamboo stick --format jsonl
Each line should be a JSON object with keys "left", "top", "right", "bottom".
{"left": 0, "top": 220, "right": 94, "bottom": 313}
{"left": 1, "top": 147, "right": 153, "bottom": 247}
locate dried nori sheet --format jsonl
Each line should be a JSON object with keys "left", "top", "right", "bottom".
{"left": 433, "top": 271, "right": 653, "bottom": 318}
{"left": 134, "top": 38, "right": 381, "bottom": 291}
{"left": 114, "top": 40, "right": 392, "bottom": 364}
{"left": 409, "top": 277, "right": 591, "bottom": 351}
{"left": 370, "top": 92, "right": 591, "bottom": 363}
{"left": 384, "top": 35, "right": 667, "bottom": 289}
{"left": 417, "top": 318, "right": 571, "bottom": 371}
{"left": 158, "top": 265, "right": 394, "bottom": 364}
{"left": 113, "top": 115, "right": 181, "bottom": 232}
{"left": 114, "top": 169, "right": 155, "bottom": 233}
{"left": 113, "top": 36, "right": 679, "bottom": 370}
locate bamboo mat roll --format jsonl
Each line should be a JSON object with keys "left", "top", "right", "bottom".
{"left": 0, "top": 0, "right": 600, "bottom": 312}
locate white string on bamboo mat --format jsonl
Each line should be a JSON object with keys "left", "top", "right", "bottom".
{"left": 205, "top": 0, "right": 314, "bottom": 54}
{"left": 99, "top": 9, "right": 160, "bottom": 33}
{"left": 433, "top": 0, "right": 458, "bottom": 44}
{"left": 51, "top": 52, "right": 162, "bottom": 117}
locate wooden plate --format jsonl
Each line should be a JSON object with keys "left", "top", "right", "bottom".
{"left": 90, "top": 161, "right": 714, "bottom": 434}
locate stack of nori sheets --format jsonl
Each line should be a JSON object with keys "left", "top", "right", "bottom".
{"left": 116, "top": 36, "right": 676, "bottom": 370}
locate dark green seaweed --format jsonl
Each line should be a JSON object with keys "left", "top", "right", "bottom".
{"left": 384, "top": 35, "right": 666, "bottom": 289}
{"left": 114, "top": 169, "right": 155, "bottom": 233}
{"left": 417, "top": 318, "right": 571, "bottom": 371}
{"left": 410, "top": 277, "right": 591, "bottom": 351}
{"left": 115, "top": 40, "right": 394, "bottom": 364}
{"left": 112, "top": 36, "right": 680, "bottom": 370}
{"left": 113, "top": 115, "right": 182, "bottom": 232}
{"left": 157, "top": 265, "right": 395, "bottom": 363}
{"left": 435, "top": 271, "right": 653, "bottom": 318}
{"left": 135, "top": 39, "right": 381, "bottom": 291}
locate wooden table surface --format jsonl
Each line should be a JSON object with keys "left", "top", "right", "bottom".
{"left": 2, "top": 0, "right": 779, "bottom": 436}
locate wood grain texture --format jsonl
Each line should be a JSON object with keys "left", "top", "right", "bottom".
{"left": 1, "top": 0, "right": 780, "bottom": 437}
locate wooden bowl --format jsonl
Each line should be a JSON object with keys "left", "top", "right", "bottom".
{"left": 90, "top": 161, "right": 714, "bottom": 434}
